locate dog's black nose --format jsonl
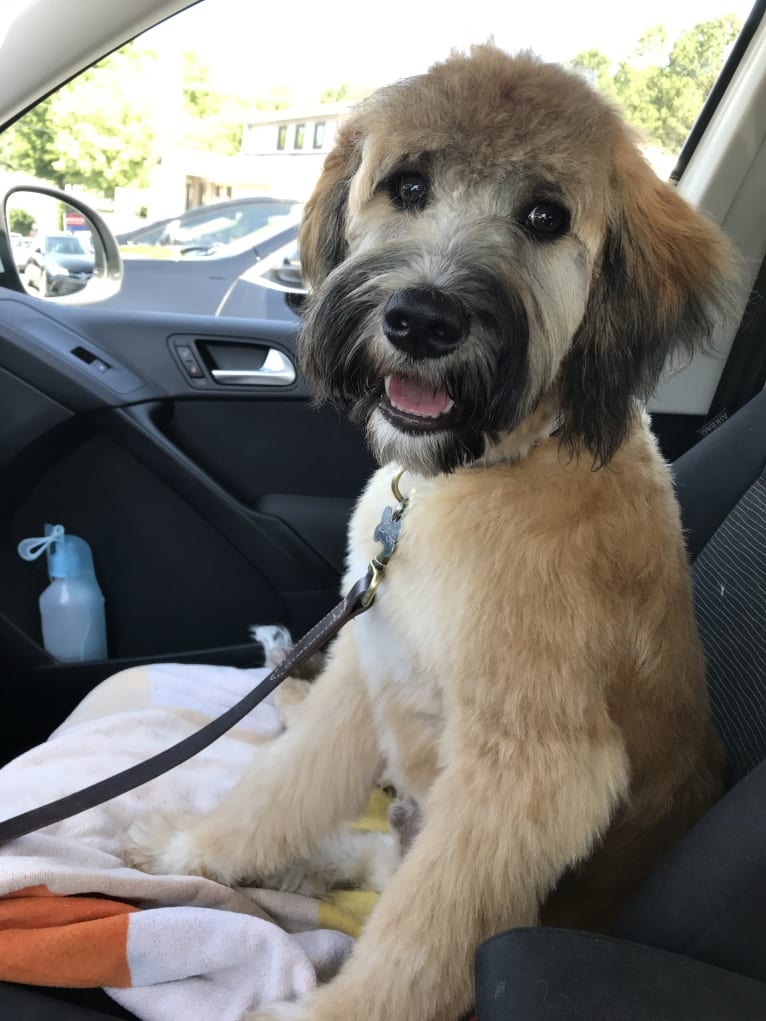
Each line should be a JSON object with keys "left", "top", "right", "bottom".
{"left": 382, "top": 288, "right": 468, "bottom": 359}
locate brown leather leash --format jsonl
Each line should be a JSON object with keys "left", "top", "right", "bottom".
{"left": 0, "top": 469, "right": 410, "bottom": 848}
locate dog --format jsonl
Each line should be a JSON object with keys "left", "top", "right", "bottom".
{"left": 127, "top": 46, "right": 734, "bottom": 1021}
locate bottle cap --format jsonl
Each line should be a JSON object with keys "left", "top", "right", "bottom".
{"left": 17, "top": 524, "right": 97, "bottom": 579}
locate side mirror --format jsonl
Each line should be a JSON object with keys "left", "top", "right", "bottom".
{"left": 1, "top": 185, "right": 122, "bottom": 304}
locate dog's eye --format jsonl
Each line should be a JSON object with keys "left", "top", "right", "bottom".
{"left": 387, "top": 172, "right": 429, "bottom": 211}
{"left": 524, "top": 202, "right": 570, "bottom": 240}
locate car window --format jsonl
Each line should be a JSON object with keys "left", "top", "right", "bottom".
{"left": 46, "top": 236, "right": 86, "bottom": 255}
{"left": 156, "top": 201, "right": 297, "bottom": 246}
{"left": 0, "top": 0, "right": 756, "bottom": 320}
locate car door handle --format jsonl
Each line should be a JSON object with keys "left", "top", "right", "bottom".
{"left": 209, "top": 347, "right": 296, "bottom": 386}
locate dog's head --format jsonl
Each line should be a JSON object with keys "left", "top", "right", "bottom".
{"left": 298, "top": 46, "right": 734, "bottom": 475}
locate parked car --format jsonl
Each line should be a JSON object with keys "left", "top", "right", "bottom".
{"left": 9, "top": 231, "right": 30, "bottom": 270}
{"left": 213, "top": 232, "right": 304, "bottom": 320}
{"left": 115, "top": 217, "right": 172, "bottom": 246}
{"left": 108, "top": 214, "right": 302, "bottom": 317}
{"left": 0, "top": 2, "right": 764, "bottom": 1021}
{"left": 116, "top": 195, "right": 299, "bottom": 253}
{"left": 21, "top": 231, "right": 94, "bottom": 296}
{"left": 108, "top": 197, "right": 303, "bottom": 317}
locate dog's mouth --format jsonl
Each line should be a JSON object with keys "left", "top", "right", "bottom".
{"left": 380, "top": 372, "right": 458, "bottom": 432}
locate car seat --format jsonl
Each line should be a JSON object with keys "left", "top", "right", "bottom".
{"left": 2, "top": 389, "right": 766, "bottom": 1020}
{"left": 476, "top": 387, "right": 766, "bottom": 1019}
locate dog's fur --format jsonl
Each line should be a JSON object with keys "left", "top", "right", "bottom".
{"left": 127, "top": 47, "right": 733, "bottom": 1021}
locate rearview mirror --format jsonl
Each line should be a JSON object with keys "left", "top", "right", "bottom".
{"left": 2, "top": 186, "right": 122, "bottom": 304}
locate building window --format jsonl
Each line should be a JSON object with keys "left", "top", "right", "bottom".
{"left": 276, "top": 125, "right": 287, "bottom": 150}
{"left": 294, "top": 123, "right": 305, "bottom": 150}
{"left": 313, "top": 122, "right": 326, "bottom": 149}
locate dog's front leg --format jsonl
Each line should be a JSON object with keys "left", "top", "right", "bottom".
{"left": 248, "top": 712, "right": 629, "bottom": 1021}
{"left": 126, "top": 629, "right": 381, "bottom": 885}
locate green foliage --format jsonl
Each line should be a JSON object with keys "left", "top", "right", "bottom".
{"left": 52, "top": 46, "right": 159, "bottom": 198}
{"left": 319, "top": 82, "right": 371, "bottom": 105}
{"left": 0, "top": 41, "right": 253, "bottom": 193}
{"left": 181, "top": 52, "right": 249, "bottom": 154}
{"left": 8, "top": 208, "right": 35, "bottom": 235}
{"left": 0, "top": 42, "right": 159, "bottom": 198}
{"left": 570, "top": 14, "right": 741, "bottom": 152}
{"left": 253, "top": 86, "right": 293, "bottom": 112}
{"left": 0, "top": 101, "right": 64, "bottom": 187}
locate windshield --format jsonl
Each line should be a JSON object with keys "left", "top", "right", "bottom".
{"left": 45, "top": 236, "right": 85, "bottom": 255}
{"left": 161, "top": 202, "right": 296, "bottom": 245}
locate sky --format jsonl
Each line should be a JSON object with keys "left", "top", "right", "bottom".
{"left": 144, "top": 0, "right": 757, "bottom": 102}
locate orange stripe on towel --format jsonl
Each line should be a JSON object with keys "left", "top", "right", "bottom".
{"left": 0, "top": 885, "right": 138, "bottom": 987}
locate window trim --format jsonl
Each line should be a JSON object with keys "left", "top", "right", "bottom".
{"left": 671, "top": 0, "right": 765, "bottom": 181}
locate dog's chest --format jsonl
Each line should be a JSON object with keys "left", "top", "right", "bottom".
{"left": 345, "top": 470, "right": 448, "bottom": 794}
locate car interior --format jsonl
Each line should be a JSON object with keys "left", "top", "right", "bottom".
{"left": 0, "top": 0, "right": 765, "bottom": 1018}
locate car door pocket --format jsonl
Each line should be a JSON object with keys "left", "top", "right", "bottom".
{"left": 197, "top": 340, "right": 296, "bottom": 387}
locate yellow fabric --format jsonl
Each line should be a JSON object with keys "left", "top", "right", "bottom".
{"left": 318, "top": 891, "right": 381, "bottom": 938}
{"left": 349, "top": 787, "right": 393, "bottom": 832}
{"left": 319, "top": 788, "right": 393, "bottom": 937}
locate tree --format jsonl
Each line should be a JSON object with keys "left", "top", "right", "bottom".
{"left": 319, "top": 82, "right": 371, "bottom": 105}
{"left": 0, "top": 43, "right": 159, "bottom": 198}
{"left": 181, "top": 52, "right": 251, "bottom": 155}
{"left": 0, "top": 100, "right": 64, "bottom": 188}
{"left": 570, "top": 14, "right": 741, "bottom": 153}
{"left": 571, "top": 49, "right": 612, "bottom": 92}
{"left": 50, "top": 46, "right": 159, "bottom": 198}
{"left": 252, "top": 86, "right": 294, "bottom": 112}
{"left": 8, "top": 208, "right": 35, "bottom": 235}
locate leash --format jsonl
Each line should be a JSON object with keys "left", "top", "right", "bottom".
{"left": 0, "top": 469, "right": 410, "bottom": 847}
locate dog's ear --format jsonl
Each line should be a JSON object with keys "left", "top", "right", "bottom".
{"left": 299, "top": 123, "right": 362, "bottom": 289}
{"left": 557, "top": 142, "right": 735, "bottom": 467}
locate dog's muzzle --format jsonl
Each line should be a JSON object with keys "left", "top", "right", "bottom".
{"left": 382, "top": 287, "right": 469, "bottom": 360}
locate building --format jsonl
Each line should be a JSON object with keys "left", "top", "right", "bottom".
{"left": 117, "top": 102, "right": 352, "bottom": 231}
{"left": 240, "top": 102, "right": 349, "bottom": 200}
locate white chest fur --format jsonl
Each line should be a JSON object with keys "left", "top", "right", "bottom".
{"left": 343, "top": 468, "right": 446, "bottom": 796}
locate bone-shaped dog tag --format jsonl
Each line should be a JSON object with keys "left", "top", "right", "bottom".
{"left": 373, "top": 505, "right": 402, "bottom": 561}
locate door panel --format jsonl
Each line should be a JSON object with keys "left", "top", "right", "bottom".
{"left": 164, "top": 399, "right": 374, "bottom": 501}
{"left": 0, "top": 287, "right": 376, "bottom": 759}
{"left": 7, "top": 430, "right": 291, "bottom": 657}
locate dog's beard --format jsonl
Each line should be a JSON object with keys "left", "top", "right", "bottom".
{"left": 299, "top": 248, "right": 532, "bottom": 476}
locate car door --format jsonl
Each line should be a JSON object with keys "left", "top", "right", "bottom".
{"left": 0, "top": 277, "right": 377, "bottom": 759}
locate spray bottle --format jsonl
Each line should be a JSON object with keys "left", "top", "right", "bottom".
{"left": 18, "top": 524, "right": 107, "bottom": 662}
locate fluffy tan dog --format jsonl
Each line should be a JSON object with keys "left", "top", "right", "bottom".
{"left": 128, "top": 46, "right": 733, "bottom": 1021}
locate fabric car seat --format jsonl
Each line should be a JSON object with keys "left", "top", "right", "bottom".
{"left": 475, "top": 387, "right": 766, "bottom": 1019}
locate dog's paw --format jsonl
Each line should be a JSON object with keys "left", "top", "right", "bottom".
{"left": 125, "top": 811, "right": 231, "bottom": 882}
{"left": 250, "top": 624, "right": 293, "bottom": 666}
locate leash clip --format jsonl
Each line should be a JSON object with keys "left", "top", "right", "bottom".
{"left": 361, "top": 467, "right": 410, "bottom": 609}
{"left": 361, "top": 558, "right": 385, "bottom": 609}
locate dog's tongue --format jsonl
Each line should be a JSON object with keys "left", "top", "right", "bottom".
{"left": 387, "top": 374, "right": 452, "bottom": 417}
